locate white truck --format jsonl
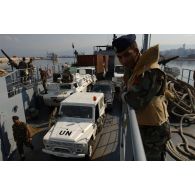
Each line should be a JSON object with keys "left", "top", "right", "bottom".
{"left": 112, "top": 64, "right": 124, "bottom": 91}
{"left": 42, "top": 92, "right": 106, "bottom": 159}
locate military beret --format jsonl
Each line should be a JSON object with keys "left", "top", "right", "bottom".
{"left": 112, "top": 34, "right": 136, "bottom": 53}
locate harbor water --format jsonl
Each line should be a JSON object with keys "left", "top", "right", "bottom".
{"left": 0, "top": 58, "right": 195, "bottom": 86}
{"left": 167, "top": 60, "right": 195, "bottom": 86}
{"left": 0, "top": 58, "right": 75, "bottom": 70}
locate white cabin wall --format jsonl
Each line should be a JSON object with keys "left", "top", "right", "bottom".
{"left": 0, "top": 79, "right": 26, "bottom": 160}
{"left": 0, "top": 75, "right": 44, "bottom": 160}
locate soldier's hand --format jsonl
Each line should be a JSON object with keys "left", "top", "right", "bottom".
{"left": 27, "top": 137, "right": 32, "bottom": 142}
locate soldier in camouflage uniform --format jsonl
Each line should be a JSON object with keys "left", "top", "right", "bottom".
{"left": 112, "top": 34, "right": 171, "bottom": 161}
{"left": 12, "top": 116, "right": 34, "bottom": 160}
{"left": 18, "top": 57, "right": 28, "bottom": 83}
{"left": 39, "top": 68, "right": 48, "bottom": 94}
{"left": 61, "top": 67, "right": 73, "bottom": 83}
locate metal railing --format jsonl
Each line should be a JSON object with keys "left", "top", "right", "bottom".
{"left": 5, "top": 64, "right": 64, "bottom": 98}
{"left": 120, "top": 92, "right": 146, "bottom": 161}
{"left": 180, "top": 68, "right": 194, "bottom": 86}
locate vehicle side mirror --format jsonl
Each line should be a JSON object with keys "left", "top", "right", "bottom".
{"left": 96, "top": 118, "right": 100, "bottom": 123}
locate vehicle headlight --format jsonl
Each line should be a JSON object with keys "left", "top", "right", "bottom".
{"left": 43, "top": 139, "right": 49, "bottom": 146}
{"left": 75, "top": 144, "right": 83, "bottom": 148}
{"left": 75, "top": 144, "right": 84, "bottom": 154}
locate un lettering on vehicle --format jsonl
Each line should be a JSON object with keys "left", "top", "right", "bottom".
{"left": 59, "top": 130, "right": 72, "bottom": 136}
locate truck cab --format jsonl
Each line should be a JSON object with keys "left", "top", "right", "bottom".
{"left": 112, "top": 65, "right": 124, "bottom": 91}
{"left": 42, "top": 92, "right": 106, "bottom": 159}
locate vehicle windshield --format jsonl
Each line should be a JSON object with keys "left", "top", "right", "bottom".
{"left": 77, "top": 69, "right": 93, "bottom": 75}
{"left": 47, "top": 83, "right": 60, "bottom": 91}
{"left": 77, "top": 69, "right": 86, "bottom": 75}
{"left": 60, "top": 84, "right": 72, "bottom": 90}
{"left": 115, "top": 66, "right": 124, "bottom": 74}
{"left": 93, "top": 85, "right": 111, "bottom": 93}
{"left": 60, "top": 105, "right": 93, "bottom": 119}
{"left": 86, "top": 69, "right": 93, "bottom": 75}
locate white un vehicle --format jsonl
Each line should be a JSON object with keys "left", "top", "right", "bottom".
{"left": 42, "top": 92, "right": 106, "bottom": 159}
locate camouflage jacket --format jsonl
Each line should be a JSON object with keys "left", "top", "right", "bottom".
{"left": 124, "top": 45, "right": 169, "bottom": 126}
{"left": 12, "top": 122, "right": 28, "bottom": 142}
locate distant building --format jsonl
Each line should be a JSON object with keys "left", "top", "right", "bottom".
{"left": 160, "top": 44, "right": 195, "bottom": 58}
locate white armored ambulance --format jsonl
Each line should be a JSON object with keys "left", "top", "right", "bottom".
{"left": 43, "top": 74, "right": 93, "bottom": 107}
{"left": 42, "top": 92, "right": 106, "bottom": 159}
{"left": 77, "top": 67, "right": 97, "bottom": 84}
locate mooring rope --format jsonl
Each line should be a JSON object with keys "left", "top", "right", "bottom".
{"left": 166, "top": 80, "right": 195, "bottom": 161}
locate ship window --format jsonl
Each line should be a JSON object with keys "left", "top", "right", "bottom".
{"left": 60, "top": 105, "right": 93, "bottom": 119}
{"left": 86, "top": 69, "right": 93, "bottom": 75}
{"left": 12, "top": 105, "right": 18, "bottom": 113}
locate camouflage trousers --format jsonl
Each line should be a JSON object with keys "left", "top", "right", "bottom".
{"left": 42, "top": 80, "right": 47, "bottom": 94}
{"left": 139, "top": 122, "right": 171, "bottom": 161}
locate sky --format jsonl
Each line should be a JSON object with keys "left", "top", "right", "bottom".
{"left": 1, "top": 34, "right": 195, "bottom": 57}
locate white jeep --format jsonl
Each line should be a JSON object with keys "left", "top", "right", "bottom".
{"left": 42, "top": 92, "right": 106, "bottom": 159}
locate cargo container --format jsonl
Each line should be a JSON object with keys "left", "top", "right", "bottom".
{"left": 93, "top": 45, "right": 116, "bottom": 77}
{"left": 76, "top": 54, "right": 108, "bottom": 80}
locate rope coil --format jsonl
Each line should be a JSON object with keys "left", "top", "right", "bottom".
{"left": 166, "top": 77, "right": 195, "bottom": 160}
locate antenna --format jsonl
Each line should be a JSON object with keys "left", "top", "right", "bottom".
{"left": 142, "top": 34, "right": 151, "bottom": 53}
